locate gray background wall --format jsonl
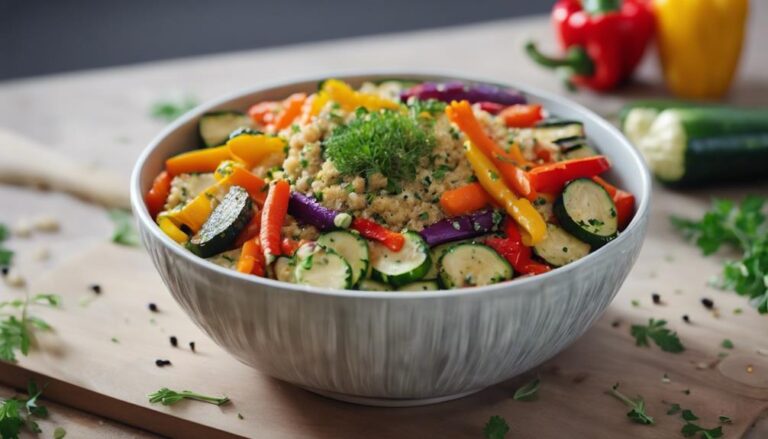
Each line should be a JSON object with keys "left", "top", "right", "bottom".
{"left": 0, "top": 0, "right": 552, "bottom": 80}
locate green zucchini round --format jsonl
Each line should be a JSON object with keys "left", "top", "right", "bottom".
{"left": 553, "top": 178, "right": 618, "bottom": 248}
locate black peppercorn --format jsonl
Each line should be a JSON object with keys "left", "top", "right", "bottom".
{"left": 1, "top": 267, "right": 8, "bottom": 276}
{"left": 90, "top": 284, "right": 101, "bottom": 294}
{"left": 148, "top": 303, "right": 158, "bottom": 312}
{"left": 652, "top": 293, "right": 661, "bottom": 304}
{"left": 189, "top": 341, "right": 196, "bottom": 352}
{"left": 682, "top": 315, "right": 690, "bottom": 323}
{"left": 155, "top": 359, "right": 172, "bottom": 367}
{"left": 701, "top": 298, "right": 714, "bottom": 310}
{"left": 170, "top": 336, "right": 178, "bottom": 347}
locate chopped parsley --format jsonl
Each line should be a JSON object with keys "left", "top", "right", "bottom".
{"left": 291, "top": 124, "right": 301, "bottom": 134}
{"left": 483, "top": 415, "right": 510, "bottom": 439}
{"left": 607, "top": 383, "right": 654, "bottom": 425}
{"left": 432, "top": 164, "right": 452, "bottom": 181}
{"left": 407, "top": 98, "right": 446, "bottom": 117}
{"left": 148, "top": 388, "right": 229, "bottom": 406}
{"left": 300, "top": 158, "right": 309, "bottom": 168}
{"left": 324, "top": 110, "right": 435, "bottom": 188}
{"left": 630, "top": 319, "right": 684, "bottom": 353}
{"left": 150, "top": 96, "right": 198, "bottom": 122}
{"left": 0, "top": 224, "right": 12, "bottom": 267}
{"left": 108, "top": 209, "right": 140, "bottom": 247}
{"left": 418, "top": 212, "right": 429, "bottom": 221}
{"left": 0, "top": 294, "right": 60, "bottom": 362}
{"left": 721, "top": 339, "right": 734, "bottom": 349}
{"left": 512, "top": 377, "right": 540, "bottom": 401}
{"left": 672, "top": 196, "right": 768, "bottom": 313}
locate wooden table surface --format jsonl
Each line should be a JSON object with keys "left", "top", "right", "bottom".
{"left": 0, "top": 5, "right": 767, "bottom": 438}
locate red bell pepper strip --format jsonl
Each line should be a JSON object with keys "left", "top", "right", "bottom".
{"left": 271, "top": 93, "right": 307, "bottom": 131}
{"left": 525, "top": 0, "right": 654, "bottom": 91}
{"left": 260, "top": 180, "right": 291, "bottom": 263}
{"left": 498, "top": 104, "right": 543, "bottom": 128}
{"left": 477, "top": 101, "right": 507, "bottom": 115}
{"left": 485, "top": 219, "right": 551, "bottom": 276}
{"left": 528, "top": 156, "right": 611, "bottom": 193}
{"left": 592, "top": 176, "right": 635, "bottom": 230}
{"left": 145, "top": 171, "right": 172, "bottom": 219}
{"left": 248, "top": 101, "right": 278, "bottom": 126}
{"left": 351, "top": 218, "right": 404, "bottom": 252}
{"left": 281, "top": 237, "right": 300, "bottom": 256}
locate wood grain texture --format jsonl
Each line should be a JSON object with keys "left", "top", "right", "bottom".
{"left": 0, "top": 3, "right": 766, "bottom": 437}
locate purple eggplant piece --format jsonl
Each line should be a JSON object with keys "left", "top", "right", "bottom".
{"left": 419, "top": 209, "right": 500, "bottom": 247}
{"left": 288, "top": 192, "right": 344, "bottom": 231}
{"left": 400, "top": 81, "right": 526, "bottom": 106}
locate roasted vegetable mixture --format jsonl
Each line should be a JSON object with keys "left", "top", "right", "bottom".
{"left": 146, "top": 79, "right": 636, "bottom": 291}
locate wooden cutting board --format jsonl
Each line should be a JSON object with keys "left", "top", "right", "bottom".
{"left": 1, "top": 185, "right": 767, "bottom": 439}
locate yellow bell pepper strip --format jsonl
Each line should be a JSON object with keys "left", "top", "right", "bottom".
{"left": 307, "top": 92, "right": 330, "bottom": 119}
{"left": 321, "top": 79, "right": 401, "bottom": 112}
{"left": 166, "top": 145, "right": 231, "bottom": 177}
{"left": 446, "top": 100, "right": 530, "bottom": 168}
{"left": 157, "top": 214, "right": 189, "bottom": 244}
{"left": 465, "top": 141, "right": 547, "bottom": 246}
{"left": 214, "top": 160, "right": 243, "bottom": 181}
{"left": 654, "top": 0, "right": 749, "bottom": 99}
{"left": 165, "top": 188, "right": 217, "bottom": 234}
{"left": 227, "top": 134, "right": 286, "bottom": 169}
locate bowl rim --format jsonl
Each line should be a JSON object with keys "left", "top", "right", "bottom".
{"left": 130, "top": 70, "right": 651, "bottom": 300}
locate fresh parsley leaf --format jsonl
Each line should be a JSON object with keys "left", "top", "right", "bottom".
{"left": 630, "top": 319, "right": 684, "bottom": 353}
{"left": 407, "top": 98, "right": 447, "bottom": 117}
{"left": 0, "top": 248, "right": 12, "bottom": 267}
{"left": 682, "top": 409, "right": 699, "bottom": 421}
{"left": 672, "top": 196, "right": 768, "bottom": 313}
{"left": 0, "top": 224, "right": 8, "bottom": 242}
{"left": 512, "top": 377, "right": 540, "bottom": 401}
{"left": 108, "top": 209, "right": 140, "bottom": 247}
{"left": 721, "top": 339, "right": 734, "bottom": 349}
{"left": 718, "top": 415, "right": 732, "bottom": 424}
{"left": 324, "top": 110, "right": 435, "bottom": 188}
{"left": 0, "top": 380, "right": 49, "bottom": 438}
{"left": 607, "top": 383, "right": 654, "bottom": 425}
{"left": 148, "top": 388, "right": 229, "bottom": 406}
{"left": 681, "top": 423, "right": 723, "bottom": 438}
{"left": 482, "top": 415, "right": 509, "bottom": 439}
{"left": 150, "top": 96, "right": 198, "bottom": 122}
{"left": 0, "top": 294, "right": 57, "bottom": 362}
{"left": 0, "top": 399, "right": 23, "bottom": 439}
{"left": 667, "top": 403, "right": 682, "bottom": 415}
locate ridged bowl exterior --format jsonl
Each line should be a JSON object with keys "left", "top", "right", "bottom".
{"left": 131, "top": 73, "right": 651, "bottom": 402}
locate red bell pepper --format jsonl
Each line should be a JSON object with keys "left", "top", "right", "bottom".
{"left": 525, "top": 0, "right": 654, "bottom": 91}
{"left": 145, "top": 171, "right": 172, "bottom": 219}
{"left": 592, "top": 176, "right": 635, "bottom": 230}
{"left": 351, "top": 218, "right": 404, "bottom": 252}
{"left": 528, "top": 156, "right": 611, "bottom": 193}
{"left": 478, "top": 101, "right": 507, "bottom": 115}
{"left": 486, "top": 219, "right": 551, "bottom": 276}
{"left": 498, "top": 104, "right": 543, "bottom": 128}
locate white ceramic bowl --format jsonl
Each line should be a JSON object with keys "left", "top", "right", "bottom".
{"left": 131, "top": 73, "right": 651, "bottom": 406}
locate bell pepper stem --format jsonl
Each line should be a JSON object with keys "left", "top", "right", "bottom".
{"left": 525, "top": 41, "right": 595, "bottom": 76}
{"left": 582, "top": 0, "right": 622, "bottom": 15}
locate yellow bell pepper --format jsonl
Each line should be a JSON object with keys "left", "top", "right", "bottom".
{"left": 226, "top": 134, "right": 286, "bottom": 169}
{"left": 321, "top": 79, "right": 401, "bottom": 112}
{"left": 214, "top": 160, "right": 243, "bottom": 181}
{"left": 465, "top": 142, "right": 547, "bottom": 245}
{"left": 165, "top": 145, "right": 232, "bottom": 176}
{"left": 157, "top": 214, "right": 189, "bottom": 244}
{"left": 654, "top": 0, "right": 749, "bottom": 99}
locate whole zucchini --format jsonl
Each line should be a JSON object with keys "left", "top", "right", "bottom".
{"left": 622, "top": 105, "right": 768, "bottom": 186}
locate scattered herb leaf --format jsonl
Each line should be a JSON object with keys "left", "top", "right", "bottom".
{"left": 0, "top": 380, "right": 49, "bottom": 438}
{"left": 718, "top": 416, "right": 732, "bottom": 424}
{"left": 721, "top": 339, "right": 734, "bottom": 349}
{"left": 667, "top": 403, "right": 682, "bottom": 415}
{"left": 630, "top": 319, "right": 685, "bottom": 353}
{"left": 607, "top": 383, "right": 654, "bottom": 425}
{"left": 512, "top": 377, "right": 540, "bottom": 401}
{"left": 681, "top": 422, "right": 723, "bottom": 438}
{"left": 0, "top": 294, "right": 59, "bottom": 362}
{"left": 148, "top": 388, "right": 229, "bottom": 406}
{"left": 54, "top": 426, "right": 67, "bottom": 439}
{"left": 682, "top": 409, "right": 699, "bottom": 421}
{"left": 150, "top": 96, "right": 198, "bottom": 122}
{"left": 108, "top": 210, "right": 140, "bottom": 247}
{"left": 483, "top": 415, "right": 509, "bottom": 439}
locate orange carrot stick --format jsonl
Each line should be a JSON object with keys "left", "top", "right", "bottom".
{"left": 439, "top": 183, "right": 492, "bottom": 216}
{"left": 237, "top": 238, "right": 265, "bottom": 276}
{"left": 226, "top": 167, "right": 268, "bottom": 206}
{"left": 259, "top": 180, "right": 290, "bottom": 263}
{"left": 272, "top": 93, "right": 307, "bottom": 131}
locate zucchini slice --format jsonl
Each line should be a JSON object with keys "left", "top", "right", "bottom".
{"left": 528, "top": 121, "right": 585, "bottom": 143}
{"left": 198, "top": 111, "right": 252, "bottom": 147}
{"left": 438, "top": 243, "right": 512, "bottom": 289}
{"left": 295, "top": 247, "right": 352, "bottom": 289}
{"left": 317, "top": 231, "right": 369, "bottom": 286}
{"left": 555, "top": 136, "right": 597, "bottom": 160}
{"left": 370, "top": 231, "right": 431, "bottom": 287}
{"left": 358, "top": 279, "right": 393, "bottom": 291}
{"left": 274, "top": 256, "right": 296, "bottom": 283}
{"left": 397, "top": 280, "right": 440, "bottom": 291}
{"left": 554, "top": 178, "right": 618, "bottom": 247}
{"left": 533, "top": 224, "right": 590, "bottom": 267}
{"left": 423, "top": 240, "right": 467, "bottom": 280}
{"left": 187, "top": 186, "right": 252, "bottom": 258}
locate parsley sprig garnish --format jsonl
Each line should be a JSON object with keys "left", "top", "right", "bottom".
{"left": 148, "top": 388, "right": 230, "bottom": 406}
{"left": 607, "top": 383, "right": 654, "bottom": 425}
{"left": 0, "top": 294, "right": 60, "bottom": 362}
{"left": 630, "top": 319, "right": 685, "bottom": 353}
{"left": 482, "top": 415, "right": 510, "bottom": 439}
{"left": 0, "top": 224, "right": 13, "bottom": 267}
{"left": 0, "top": 381, "right": 50, "bottom": 438}
{"left": 672, "top": 196, "right": 768, "bottom": 313}
{"left": 324, "top": 109, "right": 435, "bottom": 189}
